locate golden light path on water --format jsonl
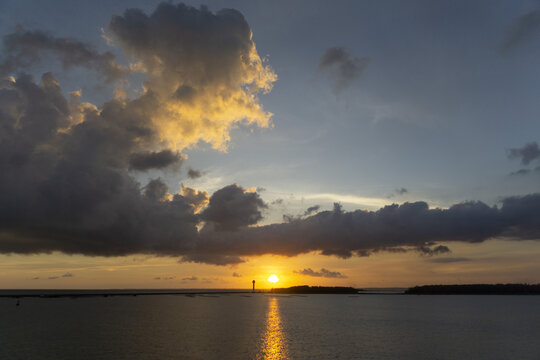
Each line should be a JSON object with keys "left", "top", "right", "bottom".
{"left": 259, "top": 297, "right": 289, "bottom": 359}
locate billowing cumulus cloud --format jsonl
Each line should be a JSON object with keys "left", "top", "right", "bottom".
{"left": 0, "top": 3, "right": 273, "bottom": 259}
{"left": 108, "top": 2, "right": 276, "bottom": 151}
{"left": 0, "top": 27, "right": 127, "bottom": 82}
{"left": 319, "top": 47, "right": 369, "bottom": 92}
{"left": 294, "top": 268, "right": 347, "bottom": 278}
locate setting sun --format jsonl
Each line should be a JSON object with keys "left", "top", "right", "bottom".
{"left": 267, "top": 274, "right": 280, "bottom": 283}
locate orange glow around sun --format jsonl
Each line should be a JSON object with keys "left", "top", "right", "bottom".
{"left": 267, "top": 274, "right": 279, "bottom": 283}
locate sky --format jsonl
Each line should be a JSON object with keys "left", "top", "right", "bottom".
{"left": 1, "top": 0, "right": 540, "bottom": 289}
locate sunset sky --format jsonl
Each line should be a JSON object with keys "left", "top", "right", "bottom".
{"left": 1, "top": 0, "right": 540, "bottom": 289}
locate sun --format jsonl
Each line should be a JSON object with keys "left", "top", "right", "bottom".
{"left": 267, "top": 274, "right": 279, "bottom": 283}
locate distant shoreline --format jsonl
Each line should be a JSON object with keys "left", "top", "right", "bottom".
{"left": 405, "top": 284, "right": 540, "bottom": 295}
{"left": 2, "top": 284, "right": 540, "bottom": 298}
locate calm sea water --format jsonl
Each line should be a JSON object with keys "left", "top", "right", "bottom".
{"left": 1, "top": 294, "right": 539, "bottom": 359}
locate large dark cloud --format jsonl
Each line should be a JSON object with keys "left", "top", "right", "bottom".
{"left": 0, "top": 27, "right": 127, "bottom": 81}
{"left": 186, "top": 196, "right": 540, "bottom": 264}
{"left": 0, "top": 2, "right": 274, "bottom": 260}
{"left": 0, "top": 72, "right": 200, "bottom": 256}
{"left": 2, "top": 71, "right": 540, "bottom": 266}
{"left": 319, "top": 47, "right": 369, "bottom": 92}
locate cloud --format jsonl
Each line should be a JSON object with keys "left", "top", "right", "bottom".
{"left": 510, "top": 166, "right": 540, "bottom": 176}
{"left": 232, "top": 272, "right": 242, "bottom": 277}
{"left": 3, "top": 3, "right": 540, "bottom": 268}
{"left": 507, "top": 142, "right": 540, "bottom": 165}
{"left": 154, "top": 275, "right": 175, "bottom": 280}
{"left": 427, "top": 257, "right": 470, "bottom": 263}
{"left": 201, "top": 184, "right": 267, "bottom": 231}
{"left": 129, "top": 150, "right": 183, "bottom": 171}
{"left": 187, "top": 168, "right": 203, "bottom": 179}
{"left": 304, "top": 205, "right": 320, "bottom": 216}
{"left": 396, "top": 187, "right": 408, "bottom": 195}
{"left": 0, "top": 3, "right": 273, "bottom": 259}
{"left": 108, "top": 2, "right": 276, "bottom": 151}
{"left": 185, "top": 195, "right": 540, "bottom": 264}
{"left": 3, "top": 72, "right": 540, "bottom": 266}
{"left": 182, "top": 276, "right": 197, "bottom": 281}
{"left": 0, "top": 72, "right": 200, "bottom": 256}
{"left": 502, "top": 10, "right": 540, "bottom": 53}
{"left": 387, "top": 187, "right": 408, "bottom": 198}
{"left": 181, "top": 253, "right": 245, "bottom": 266}
{"left": 143, "top": 178, "right": 170, "bottom": 201}
{"left": 0, "top": 27, "right": 127, "bottom": 82}
{"left": 180, "top": 186, "right": 209, "bottom": 213}
{"left": 416, "top": 245, "right": 451, "bottom": 256}
{"left": 319, "top": 46, "right": 369, "bottom": 92}
{"left": 510, "top": 168, "right": 532, "bottom": 176}
{"left": 294, "top": 268, "right": 347, "bottom": 278}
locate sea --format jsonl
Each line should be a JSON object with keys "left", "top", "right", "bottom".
{"left": 1, "top": 291, "right": 539, "bottom": 359}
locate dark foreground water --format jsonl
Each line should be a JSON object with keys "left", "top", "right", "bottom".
{"left": 1, "top": 293, "right": 539, "bottom": 359}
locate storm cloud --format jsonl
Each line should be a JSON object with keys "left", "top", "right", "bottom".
{"left": 0, "top": 3, "right": 274, "bottom": 259}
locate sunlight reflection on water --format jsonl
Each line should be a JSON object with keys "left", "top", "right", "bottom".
{"left": 259, "top": 297, "right": 289, "bottom": 359}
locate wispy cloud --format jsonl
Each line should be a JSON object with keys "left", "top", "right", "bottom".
{"left": 294, "top": 268, "right": 347, "bottom": 278}
{"left": 319, "top": 46, "right": 369, "bottom": 92}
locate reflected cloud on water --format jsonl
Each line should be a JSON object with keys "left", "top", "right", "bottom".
{"left": 258, "top": 297, "right": 289, "bottom": 359}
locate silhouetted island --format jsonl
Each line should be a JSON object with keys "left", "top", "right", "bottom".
{"left": 270, "top": 285, "right": 360, "bottom": 294}
{"left": 405, "top": 284, "right": 540, "bottom": 295}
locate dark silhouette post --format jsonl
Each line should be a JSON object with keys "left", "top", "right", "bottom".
{"left": 252, "top": 280, "right": 255, "bottom": 293}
